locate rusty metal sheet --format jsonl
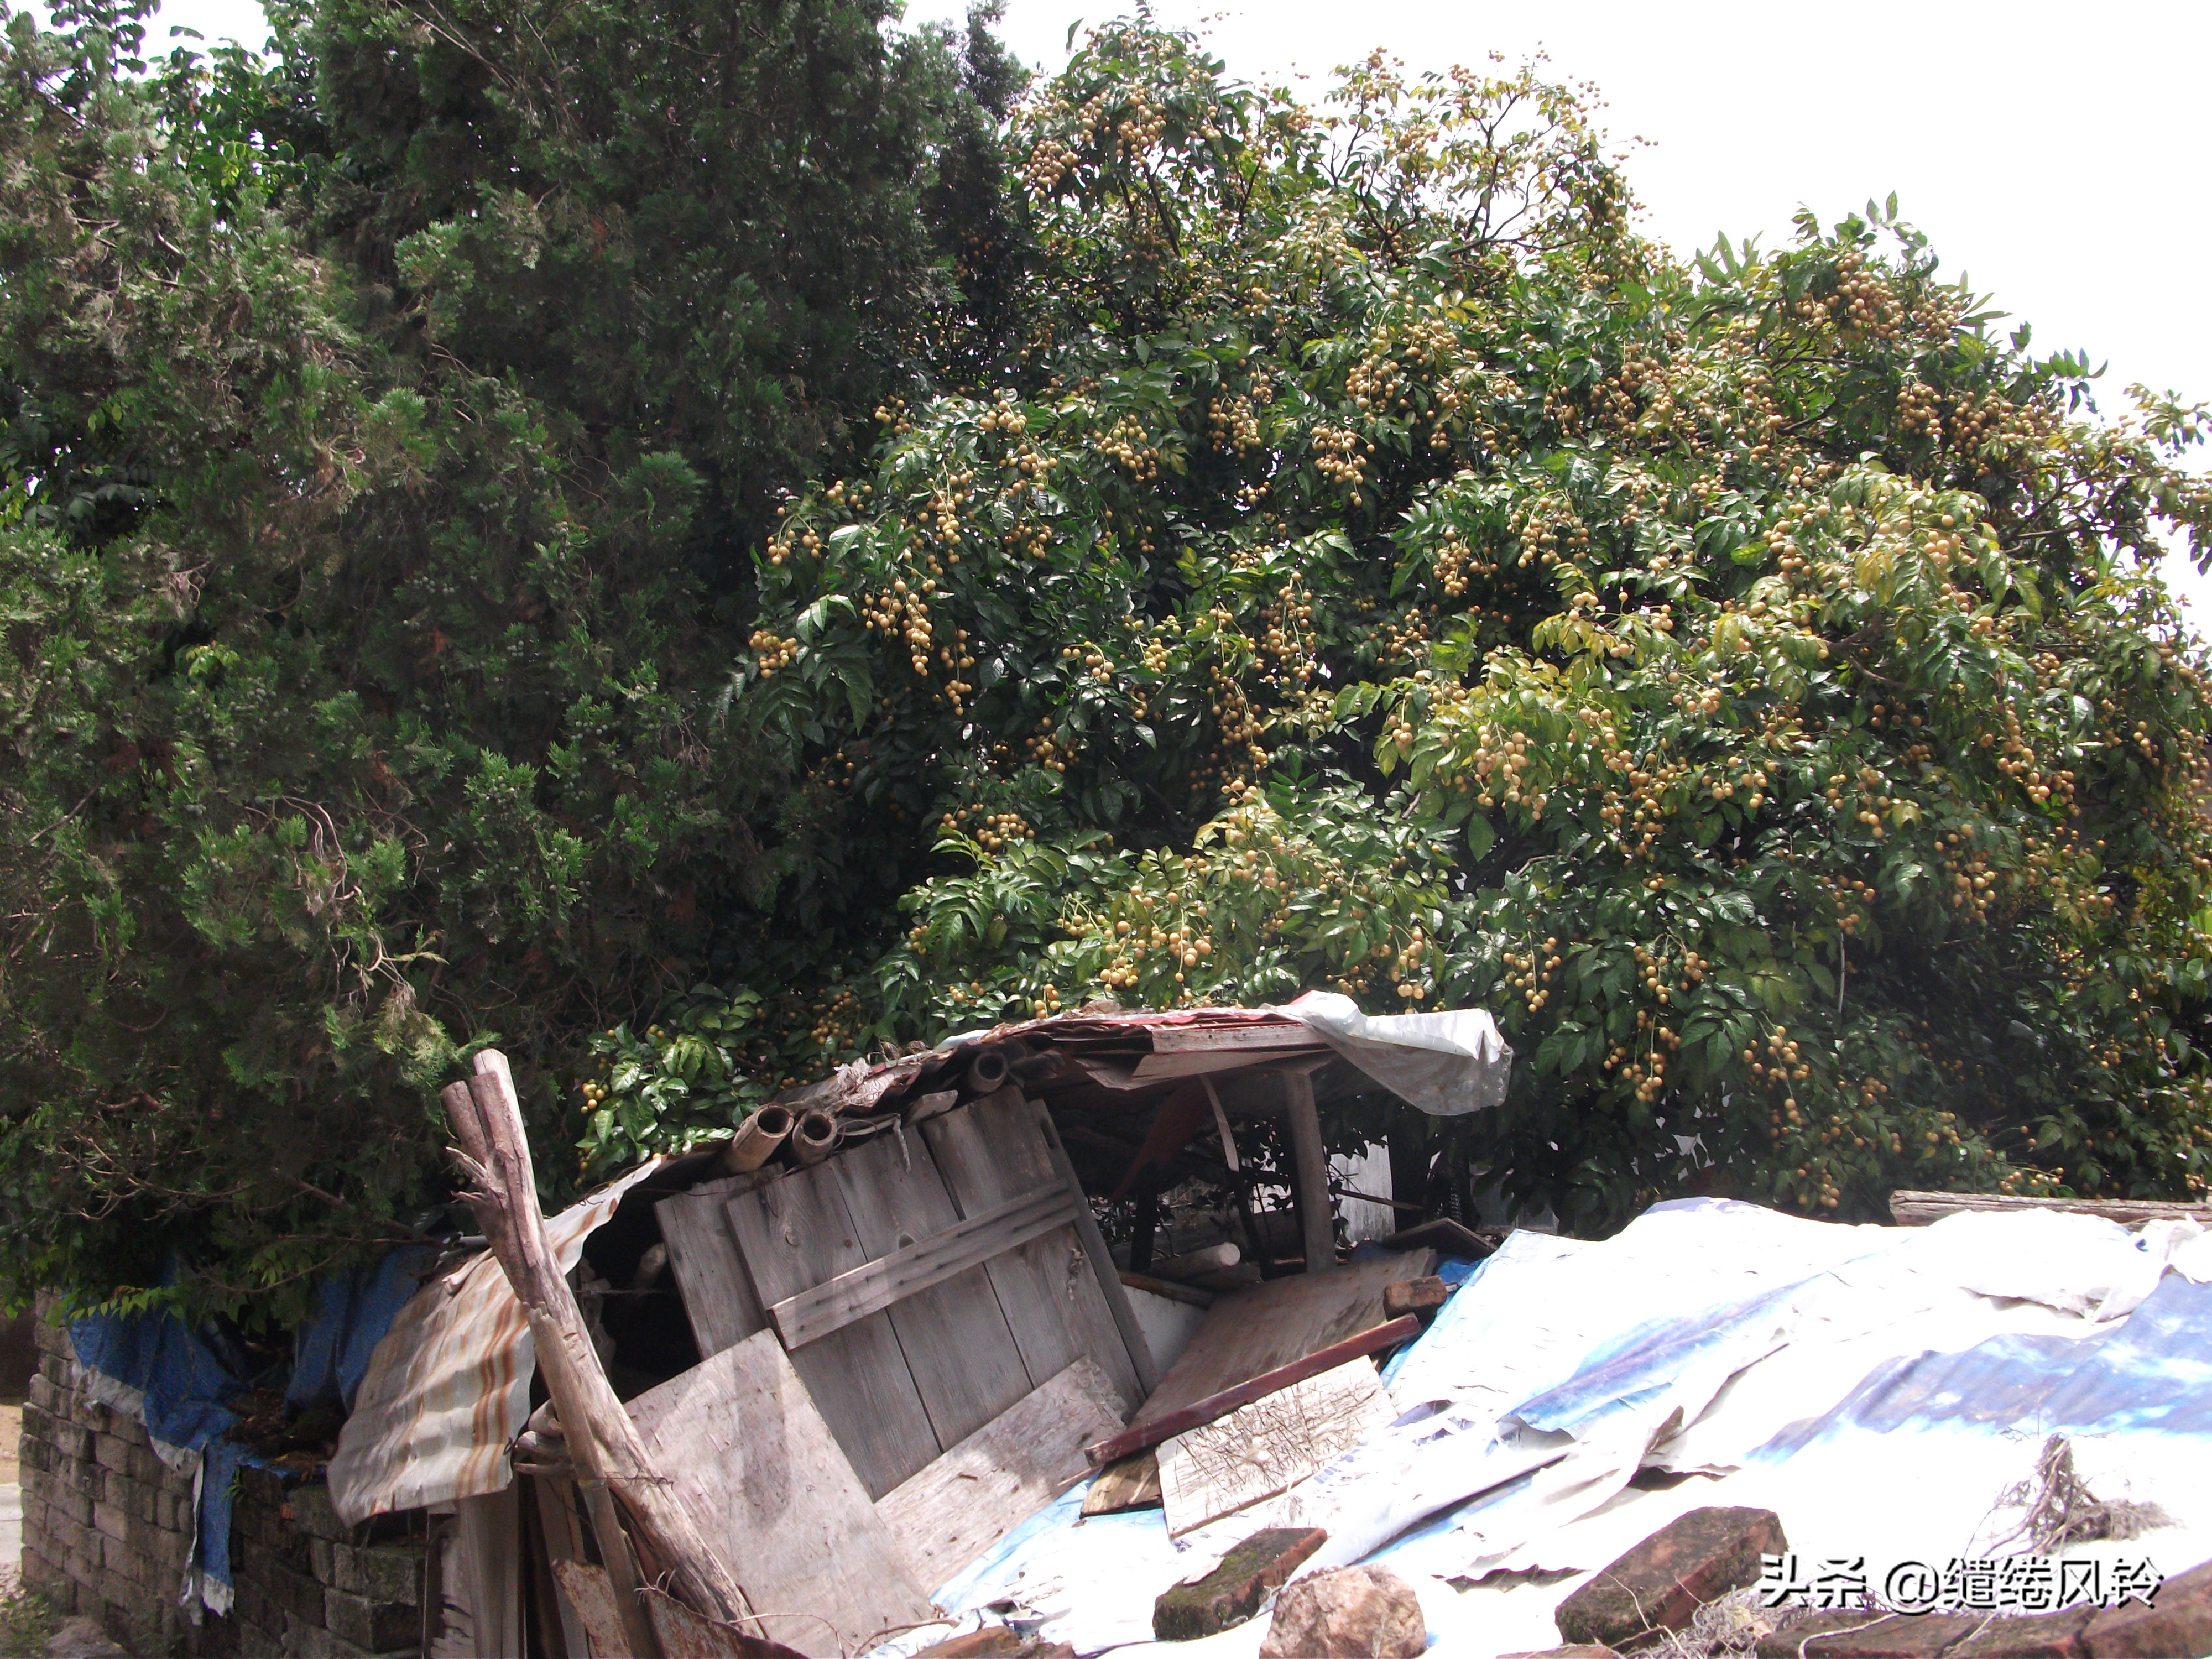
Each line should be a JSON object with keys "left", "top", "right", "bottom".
{"left": 327, "top": 1161, "right": 665, "bottom": 1525}
{"left": 551, "top": 1560, "right": 631, "bottom": 1659}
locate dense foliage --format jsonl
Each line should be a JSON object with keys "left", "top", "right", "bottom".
{"left": 3, "top": 7, "right": 2210, "bottom": 1313}
{"left": 0, "top": 0, "right": 1015, "bottom": 1311}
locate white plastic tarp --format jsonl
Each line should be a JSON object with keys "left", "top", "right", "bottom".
{"left": 1281, "top": 992, "right": 1512, "bottom": 1117}
{"left": 875, "top": 1199, "right": 2212, "bottom": 1659}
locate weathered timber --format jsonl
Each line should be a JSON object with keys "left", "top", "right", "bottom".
{"left": 654, "top": 1188, "right": 765, "bottom": 1359}
{"left": 875, "top": 1359, "right": 1125, "bottom": 1585}
{"left": 1281, "top": 1070, "right": 1337, "bottom": 1273}
{"left": 1130, "top": 1251, "right": 1433, "bottom": 1431}
{"left": 726, "top": 1160, "right": 940, "bottom": 1498}
{"left": 766, "top": 1180, "right": 1082, "bottom": 1350}
{"left": 443, "top": 1053, "right": 747, "bottom": 1634}
{"left": 1031, "top": 1100, "right": 1161, "bottom": 1395}
{"left": 627, "top": 1331, "right": 934, "bottom": 1659}
{"left": 924, "top": 1091, "right": 1145, "bottom": 1412}
{"left": 1084, "top": 1315, "right": 1418, "bottom": 1467}
{"left": 1890, "top": 1188, "right": 2212, "bottom": 1226}
{"left": 829, "top": 1131, "right": 1036, "bottom": 1452}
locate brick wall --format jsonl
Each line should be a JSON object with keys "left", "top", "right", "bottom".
{"left": 19, "top": 1304, "right": 429, "bottom": 1659}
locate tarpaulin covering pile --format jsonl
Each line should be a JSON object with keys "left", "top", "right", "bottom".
{"left": 878, "top": 1198, "right": 2212, "bottom": 1659}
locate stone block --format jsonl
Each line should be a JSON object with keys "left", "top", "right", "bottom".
{"left": 1556, "top": 1507, "right": 1788, "bottom": 1651}
{"left": 92, "top": 1432, "right": 133, "bottom": 1475}
{"left": 128, "top": 1443, "right": 163, "bottom": 1485}
{"left": 324, "top": 1588, "right": 420, "bottom": 1653}
{"left": 288, "top": 1614, "right": 418, "bottom": 1659}
{"left": 290, "top": 1484, "right": 354, "bottom": 1544}
{"left": 150, "top": 1526, "right": 192, "bottom": 1573}
{"left": 27, "top": 1371, "right": 58, "bottom": 1414}
{"left": 46, "top": 1615, "right": 131, "bottom": 1659}
{"left": 50, "top": 1480, "right": 94, "bottom": 1528}
{"left": 332, "top": 1542, "right": 426, "bottom": 1608}
{"left": 241, "top": 1523, "right": 315, "bottom": 1578}
{"left": 238, "top": 1465, "right": 290, "bottom": 1513}
{"left": 1258, "top": 1566, "right": 1426, "bottom": 1659}
{"left": 1155, "top": 1527, "right": 1331, "bottom": 1641}
{"left": 253, "top": 1556, "right": 330, "bottom": 1626}
{"left": 239, "top": 1626, "right": 288, "bottom": 1659}
{"left": 2083, "top": 1557, "right": 2212, "bottom": 1658}
{"left": 1383, "top": 1276, "right": 1451, "bottom": 1319}
{"left": 109, "top": 1411, "right": 148, "bottom": 1449}
{"left": 91, "top": 1500, "right": 132, "bottom": 1546}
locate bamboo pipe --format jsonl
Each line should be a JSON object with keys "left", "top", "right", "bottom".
{"left": 719, "top": 1104, "right": 795, "bottom": 1173}
{"left": 789, "top": 1107, "right": 840, "bottom": 1166}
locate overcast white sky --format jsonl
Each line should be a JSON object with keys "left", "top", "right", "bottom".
{"left": 76, "top": 0, "right": 2212, "bottom": 628}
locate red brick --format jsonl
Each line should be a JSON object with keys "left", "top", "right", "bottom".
{"left": 1154, "top": 1527, "right": 1331, "bottom": 1641}
{"left": 2083, "top": 1557, "right": 2212, "bottom": 1659}
{"left": 1556, "top": 1507, "right": 1788, "bottom": 1650}
{"left": 1782, "top": 1614, "right": 1986, "bottom": 1657}
{"left": 1946, "top": 1607, "right": 2094, "bottom": 1658}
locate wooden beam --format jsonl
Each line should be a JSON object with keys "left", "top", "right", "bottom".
{"left": 764, "top": 1180, "right": 1082, "bottom": 1348}
{"left": 1281, "top": 1070, "right": 1336, "bottom": 1273}
{"left": 441, "top": 1054, "right": 748, "bottom": 1636}
{"left": 1890, "top": 1188, "right": 2212, "bottom": 1227}
{"left": 1082, "top": 1314, "right": 1418, "bottom": 1468}
{"left": 1033, "top": 1100, "right": 1161, "bottom": 1396}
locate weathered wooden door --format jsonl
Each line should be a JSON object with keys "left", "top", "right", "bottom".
{"left": 655, "top": 1092, "right": 1145, "bottom": 1497}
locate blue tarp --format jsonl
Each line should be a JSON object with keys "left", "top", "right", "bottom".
{"left": 68, "top": 1304, "right": 254, "bottom": 1610}
{"left": 287, "top": 1246, "right": 435, "bottom": 1416}
{"left": 67, "top": 1246, "right": 431, "bottom": 1613}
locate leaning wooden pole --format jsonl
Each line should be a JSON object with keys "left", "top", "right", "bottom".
{"left": 441, "top": 1051, "right": 753, "bottom": 1638}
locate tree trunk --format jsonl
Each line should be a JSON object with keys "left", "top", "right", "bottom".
{"left": 442, "top": 1051, "right": 754, "bottom": 1637}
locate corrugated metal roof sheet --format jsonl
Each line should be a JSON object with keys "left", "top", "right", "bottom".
{"left": 326, "top": 1160, "right": 665, "bottom": 1525}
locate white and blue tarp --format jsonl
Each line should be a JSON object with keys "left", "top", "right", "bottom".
{"left": 65, "top": 1245, "right": 431, "bottom": 1616}
{"left": 872, "top": 1199, "right": 2212, "bottom": 1659}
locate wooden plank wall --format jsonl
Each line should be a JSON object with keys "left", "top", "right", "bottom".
{"left": 657, "top": 1094, "right": 1150, "bottom": 1502}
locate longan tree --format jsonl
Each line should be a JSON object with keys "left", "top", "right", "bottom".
{"left": 587, "top": 25, "right": 2212, "bottom": 1230}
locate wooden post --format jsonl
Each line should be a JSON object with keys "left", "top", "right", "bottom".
{"left": 1281, "top": 1071, "right": 1336, "bottom": 1274}
{"left": 441, "top": 1052, "right": 753, "bottom": 1639}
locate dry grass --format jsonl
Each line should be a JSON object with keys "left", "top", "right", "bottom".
{"left": 0, "top": 1583, "right": 54, "bottom": 1659}
{"left": 1989, "top": 1435, "right": 2173, "bottom": 1554}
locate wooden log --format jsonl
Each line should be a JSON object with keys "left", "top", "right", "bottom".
{"left": 1281, "top": 1070, "right": 1337, "bottom": 1273}
{"left": 1082, "top": 1314, "right": 1418, "bottom": 1468}
{"left": 442, "top": 1053, "right": 749, "bottom": 1640}
{"left": 1890, "top": 1188, "right": 2212, "bottom": 1226}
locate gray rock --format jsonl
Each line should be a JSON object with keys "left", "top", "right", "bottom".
{"left": 45, "top": 1617, "right": 128, "bottom": 1659}
{"left": 1258, "top": 1566, "right": 1426, "bottom": 1659}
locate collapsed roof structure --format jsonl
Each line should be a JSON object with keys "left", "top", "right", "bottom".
{"left": 35, "top": 996, "right": 2212, "bottom": 1659}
